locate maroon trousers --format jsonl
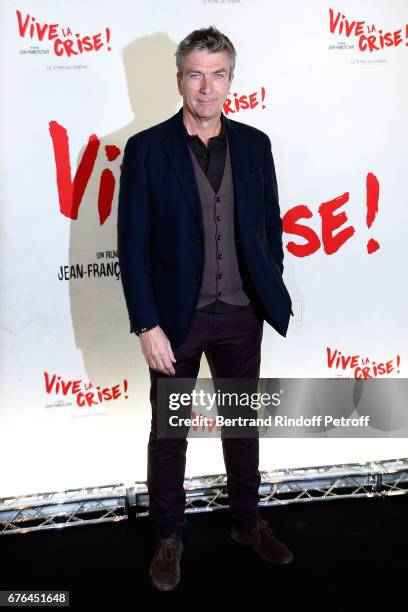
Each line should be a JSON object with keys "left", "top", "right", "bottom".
{"left": 147, "top": 302, "right": 264, "bottom": 539}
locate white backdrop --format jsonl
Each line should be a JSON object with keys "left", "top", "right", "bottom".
{"left": 0, "top": 0, "right": 407, "bottom": 498}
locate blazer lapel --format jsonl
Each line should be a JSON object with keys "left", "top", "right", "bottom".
{"left": 223, "top": 115, "right": 248, "bottom": 224}
{"left": 161, "top": 109, "right": 204, "bottom": 233}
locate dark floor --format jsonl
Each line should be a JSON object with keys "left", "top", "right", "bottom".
{"left": 1, "top": 494, "right": 407, "bottom": 611}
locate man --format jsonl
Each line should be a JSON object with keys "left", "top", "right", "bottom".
{"left": 117, "top": 26, "right": 294, "bottom": 592}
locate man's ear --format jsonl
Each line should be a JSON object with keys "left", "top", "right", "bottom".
{"left": 176, "top": 72, "right": 182, "bottom": 96}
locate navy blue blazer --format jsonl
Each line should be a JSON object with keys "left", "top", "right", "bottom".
{"left": 117, "top": 107, "right": 293, "bottom": 347}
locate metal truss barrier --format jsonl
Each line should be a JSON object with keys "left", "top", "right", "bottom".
{"left": 1, "top": 458, "right": 407, "bottom": 536}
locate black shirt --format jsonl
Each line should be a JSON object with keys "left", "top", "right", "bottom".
{"left": 184, "top": 117, "right": 226, "bottom": 194}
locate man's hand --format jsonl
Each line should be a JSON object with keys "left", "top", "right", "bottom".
{"left": 139, "top": 326, "right": 177, "bottom": 375}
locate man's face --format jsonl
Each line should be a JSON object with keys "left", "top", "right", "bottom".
{"left": 177, "top": 50, "right": 233, "bottom": 121}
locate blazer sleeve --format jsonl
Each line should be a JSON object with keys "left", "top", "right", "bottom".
{"left": 262, "top": 135, "right": 285, "bottom": 276}
{"left": 117, "top": 135, "right": 160, "bottom": 334}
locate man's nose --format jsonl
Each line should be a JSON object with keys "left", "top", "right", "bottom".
{"left": 200, "top": 75, "right": 212, "bottom": 93}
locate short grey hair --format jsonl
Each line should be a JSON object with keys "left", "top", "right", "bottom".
{"left": 175, "top": 26, "right": 236, "bottom": 78}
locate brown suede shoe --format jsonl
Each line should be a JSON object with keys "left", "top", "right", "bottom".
{"left": 149, "top": 533, "right": 183, "bottom": 591}
{"left": 231, "top": 518, "right": 294, "bottom": 564}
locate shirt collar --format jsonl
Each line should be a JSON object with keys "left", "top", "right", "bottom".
{"left": 183, "top": 113, "right": 226, "bottom": 143}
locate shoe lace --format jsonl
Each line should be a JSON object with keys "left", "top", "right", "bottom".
{"left": 158, "top": 535, "right": 180, "bottom": 562}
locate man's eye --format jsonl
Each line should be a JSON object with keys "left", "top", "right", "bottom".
{"left": 214, "top": 73, "right": 225, "bottom": 79}
{"left": 190, "top": 73, "right": 201, "bottom": 79}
